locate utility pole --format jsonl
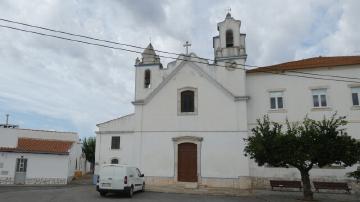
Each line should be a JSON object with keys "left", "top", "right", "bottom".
{"left": 0, "top": 114, "right": 19, "bottom": 128}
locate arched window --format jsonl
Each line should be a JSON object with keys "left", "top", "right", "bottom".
{"left": 111, "top": 158, "right": 119, "bottom": 164}
{"left": 181, "top": 90, "right": 195, "bottom": 112}
{"left": 144, "top": 69, "right": 151, "bottom": 88}
{"left": 226, "top": 30, "right": 234, "bottom": 47}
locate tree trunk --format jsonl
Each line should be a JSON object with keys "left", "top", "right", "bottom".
{"left": 300, "top": 170, "right": 313, "bottom": 201}
{"left": 90, "top": 162, "right": 95, "bottom": 174}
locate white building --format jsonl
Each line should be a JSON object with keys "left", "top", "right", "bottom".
{"left": 0, "top": 127, "right": 88, "bottom": 185}
{"left": 95, "top": 13, "right": 360, "bottom": 189}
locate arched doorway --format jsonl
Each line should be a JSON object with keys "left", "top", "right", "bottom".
{"left": 178, "top": 143, "right": 197, "bottom": 182}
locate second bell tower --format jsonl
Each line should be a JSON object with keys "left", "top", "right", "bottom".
{"left": 213, "top": 13, "right": 247, "bottom": 62}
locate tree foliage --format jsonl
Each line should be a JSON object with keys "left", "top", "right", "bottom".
{"left": 244, "top": 114, "right": 360, "bottom": 200}
{"left": 82, "top": 137, "right": 96, "bottom": 164}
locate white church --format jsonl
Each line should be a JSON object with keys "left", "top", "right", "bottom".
{"left": 95, "top": 13, "right": 360, "bottom": 189}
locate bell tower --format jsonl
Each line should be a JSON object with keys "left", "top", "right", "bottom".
{"left": 213, "top": 13, "right": 247, "bottom": 62}
{"left": 212, "top": 13, "right": 247, "bottom": 97}
{"left": 134, "top": 43, "right": 163, "bottom": 101}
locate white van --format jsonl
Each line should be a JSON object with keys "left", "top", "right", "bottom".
{"left": 96, "top": 164, "right": 145, "bottom": 197}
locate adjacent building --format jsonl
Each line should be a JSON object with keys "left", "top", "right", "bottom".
{"left": 95, "top": 13, "right": 360, "bottom": 189}
{"left": 0, "top": 127, "right": 88, "bottom": 185}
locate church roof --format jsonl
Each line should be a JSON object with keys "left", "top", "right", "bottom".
{"left": 0, "top": 138, "right": 73, "bottom": 155}
{"left": 247, "top": 56, "right": 360, "bottom": 73}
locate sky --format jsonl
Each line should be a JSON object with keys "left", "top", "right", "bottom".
{"left": 0, "top": 0, "right": 359, "bottom": 138}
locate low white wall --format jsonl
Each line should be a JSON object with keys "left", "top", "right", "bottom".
{"left": 0, "top": 152, "right": 69, "bottom": 185}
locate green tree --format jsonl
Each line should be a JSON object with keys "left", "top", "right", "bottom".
{"left": 244, "top": 114, "right": 360, "bottom": 201}
{"left": 82, "top": 137, "right": 96, "bottom": 172}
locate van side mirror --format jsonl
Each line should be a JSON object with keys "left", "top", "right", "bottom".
{"left": 140, "top": 174, "right": 144, "bottom": 177}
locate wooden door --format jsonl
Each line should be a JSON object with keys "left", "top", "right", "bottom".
{"left": 178, "top": 143, "right": 197, "bottom": 182}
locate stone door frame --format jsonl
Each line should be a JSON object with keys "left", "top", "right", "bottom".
{"left": 172, "top": 136, "right": 203, "bottom": 183}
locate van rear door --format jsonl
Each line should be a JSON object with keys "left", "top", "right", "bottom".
{"left": 99, "top": 165, "right": 115, "bottom": 189}
{"left": 111, "top": 166, "right": 126, "bottom": 190}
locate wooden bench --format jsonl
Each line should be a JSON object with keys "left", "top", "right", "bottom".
{"left": 270, "top": 180, "right": 302, "bottom": 191}
{"left": 313, "top": 181, "right": 351, "bottom": 193}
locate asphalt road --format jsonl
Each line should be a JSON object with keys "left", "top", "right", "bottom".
{"left": 0, "top": 185, "right": 358, "bottom": 202}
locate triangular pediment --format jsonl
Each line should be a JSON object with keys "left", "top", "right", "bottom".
{"left": 132, "top": 57, "right": 248, "bottom": 105}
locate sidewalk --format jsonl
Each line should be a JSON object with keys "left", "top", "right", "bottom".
{"left": 147, "top": 184, "right": 360, "bottom": 201}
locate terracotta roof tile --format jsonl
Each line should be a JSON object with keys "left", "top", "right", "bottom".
{"left": 0, "top": 138, "right": 73, "bottom": 155}
{"left": 0, "top": 147, "right": 17, "bottom": 152}
{"left": 247, "top": 56, "right": 360, "bottom": 73}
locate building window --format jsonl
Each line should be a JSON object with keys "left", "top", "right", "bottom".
{"left": 144, "top": 69, "right": 151, "bottom": 88}
{"left": 225, "top": 29, "right": 234, "bottom": 47}
{"left": 111, "top": 158, "right": 119, "bottom": 164}
{"left": 178, "top": 87, "right": 198, "bottom": 115}
{"left": 269, "top": 91, "right": 284, "bottom": 110}
{"left": 181, "top": 90, "right": 195, "bottom": 112}
{"left": 312, "top": 89, "right": 327, "bottom": 108}
{"left": 111, "top": 136, "right": 120, "bottom": 150}
{"left": 351, "top": 87, "right": 360, "bottom": 106}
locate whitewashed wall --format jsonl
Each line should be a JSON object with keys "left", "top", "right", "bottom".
{"left": 135, "top": 62, "right": 248, "bottom": 132}
{"left": 246, "top": 65, "right": 360, "bottom": 180}
{"left": 131, "top": 60, "right": 250, "bottom": 182}
{"left": 139, "top": 132, "right": 248, "bottom": 178}
{"left": 0, "top": 152, "right": 69, "bottom": 185}
{"left": 94, "top": 132, "right": 135, "bottom": 175}
{"left": 0, "top": 152, "right": 16, "bottom": 182}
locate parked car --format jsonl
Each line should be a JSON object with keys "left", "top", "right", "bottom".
{"left": 96, "top": 164, "right": 145, "bottom": 197}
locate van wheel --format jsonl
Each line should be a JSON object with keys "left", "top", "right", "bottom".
{"left": 128, "top": 186, "right": 134, "bottom": 198}
{"left": 99, "top": 191, "right": 107, "bottom": 197}
{"left": 141, "top": 183, "right": 145, "bottom": 192}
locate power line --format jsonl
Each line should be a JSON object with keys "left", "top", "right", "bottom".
{"left": 0, "top": 18, "right": 202, "bottom": 59}
{"left": 0, "top": 24, "right": 359, "bottom": 84}
{"left": 1, "top": 18, "right": 360, "bottom": 81}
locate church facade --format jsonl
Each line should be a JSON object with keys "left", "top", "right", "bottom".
{"left": 95, "top": 14, "right": 360, "bottom": 189}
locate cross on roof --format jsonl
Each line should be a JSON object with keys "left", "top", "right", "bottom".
{"left": 183, "top": 41, "right": 191, "bottom": 55}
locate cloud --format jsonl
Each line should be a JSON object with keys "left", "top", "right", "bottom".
{"left": 0, "top": 0, "right": 359, "bottom": 137}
